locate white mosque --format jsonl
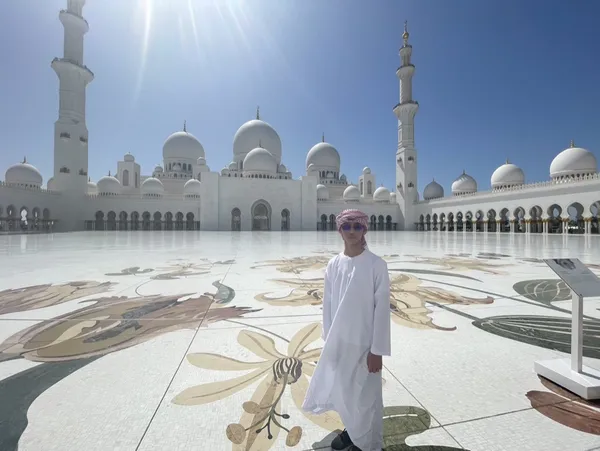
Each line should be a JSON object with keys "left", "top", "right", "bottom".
{"left": 0, "top": 0, "right": 599, "bottom": 235}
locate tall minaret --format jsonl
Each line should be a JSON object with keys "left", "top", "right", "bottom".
{"left": 52, "top": 0, "right": 94, "bottom": 193}
{"left": 393, "top": 21, "right": 419, "bottom": 230}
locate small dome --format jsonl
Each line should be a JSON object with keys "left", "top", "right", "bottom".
{"left": 141, "top": 177, "right": 164, "bottom": 196}
{"left": 183, "top": 178, "right": 202, "bottom": 197}
{"left": 154, "top": 164, "right": 164, "bottom": 173}
{"left": 340, "top": 174, "right": 347, "bottom": 182}
{"left": 491, "top": 160, "right": 525, "bottom": 188}
{"left": 390, "top": 192, "right": 397, "bottom": 203}
{"left": 423, "top": 179, "right": 444, "bottom": 200}
{"left": 163, "top": 130, "right": 205, "bottom": 161}
{"left": 97, "top": 173, "right": 121, "bottom": 195}
{"left": 307, "top": 163, "right": 317, "bottom": 174}
{"left": 233, "top": 116, "right": 282, "bottom": 164}
{"left": 306, "top": 141, "right": 340, "bottom": 170}
{"left": 221, "top": 168, "right": 230, "bottom": 176}
{"left": 124, "top": 153, "right": 135, "bottom": 162}
{"left": 47, "top": 177, "right": 56, "bottom": 190}
{"left": 228, "top": 161, "right": 238, "bottom": 171}
{"left": 5, "top": 159, "right": 43, "bottom": 187}
{"left": 362, "top": 167, "right": 371, "bottom": 175}
{"left": 243, "top": 147, "right": 277, "bottom": 173}
{"left": 87, "top": 179, "right": 97, "bottom": 195}
{"left": 316, "top": 184, "right": 329, "bottom": 200}
{"left": 343, "top": 185, "right": 360, "bottom": 201}
{"left": 278, "top": 163, "right": 287, "bottom": 173}
{"left": 197, "top": 157, "right": 207, "bottom": 166}
{"left": 550, "top": 142, "right": 597, "bottom": 179}
{"left": 451, "top": 171, "right": 477, "bottom": 195}
{"left": 373, "top": 186, "right": 391, "bottom": 202}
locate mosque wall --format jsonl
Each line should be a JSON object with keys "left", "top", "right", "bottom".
{"left": 0, "top": 184, "right": 62, "bottom": 232}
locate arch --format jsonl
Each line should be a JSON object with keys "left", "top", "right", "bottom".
{"left": 175, "top": 212, "right": 184, "bottom": 230}
{"left": 378, "top": 215, "right": 384, "bottom": 231}
{"left": 123, "top": 169, "right": 130, "bottom": 186}
{"left": 31, "top": 207, "right": 41, "bottom": 230}
{"left": 367, "top": 180, "right": 373, "bottom": 195}
{"left": 186, "top": 212, "right": 195, "bottom": 230}
{"left": 386, "top": 215, "right": 392, "bottom": 230}
{"left": 590, "top": 201, "right": 600, "bottom": 235}
{"left": 425, "top": 214, "right": 431, "bottom": 231}
{"left": 547, "top": 204, "right": 563, "bottom": 234}
{"left": 119, "top": 211, "right": 128, "bottom": 230}
{"left": 106, "top": 211, "right": 116, "bottom": 230}
{"left": 20, "top": 206, "right": 29, "bottom": 230}
{"left": 432, "top": 213, "right": 438, "bottom": 231}
{"left": 329, "top": 214, "right": 336, "bottom": 231}
{"left": 43, "top": 208, "right": 50, "bottom": 220}
{"left": 447, "top": 212, "right": 454, "bottom": 232}
{"left": 231, "top": 208, "right": 241, "bottom": 231}
{"left": 319, "top": 214, "right": 327, "bottom": 231}
{"left": 439, "top": 213, "right": 446, "bottom": 231}
{"left": 465, "top": 211, "right": 473, "bottom": 232}
{"left": 281, "top": 209, "right": 290, "bottom": 231}
{"left": 95, "top": 211, "right": 105, "bottom": 231}
{"left": 418, "top": 214, "right": 424, "bottom": 231}
{"left": 135, "top": 172, "right": 139, "bottom": 187}
{"left": 456, "top": 212, "right": 464, "bottom": 232}
{"left": 513, "top": 207, "right": 525, "bottom": 233}
{"left": 370, "top": 215, "right": 377, "bottom": 231}
{"left": 475, "top": 210, "right": 484, "bottom": 232}
{"left": 142, "top": 211, "right": 151, "bottom": 231}
{"left": 153, "top": 211, "right": 162, "bottom": 231}
{"left": 130, "top": 211, "right": 140, "bottom": 230}
{"left": 529, "top": 205, "right": 543, "bottom": 234}
{"left": 567, "top": 202, "right": 585, "bottom": 234}
{"left": 499, "top": 208, "right": 510, "bottom": 232}
{"left": 165, "top": 212, "right": 174, "bottom": 230}
{"left": 251, "top": 200, "right": 271, "bottom": 231}
{"left": 487, "top": 209, "right": 497, "bottom": 233}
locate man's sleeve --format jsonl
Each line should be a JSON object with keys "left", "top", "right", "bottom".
{"left": 322, "top": 263, "right": 333, "bottom": 341}
{"left": 370, "top": 259, "right": 391, "bottom": 356}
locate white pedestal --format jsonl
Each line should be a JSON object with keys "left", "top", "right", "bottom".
{"left": 535, "top": 358, "right": 600, "bottom": 400}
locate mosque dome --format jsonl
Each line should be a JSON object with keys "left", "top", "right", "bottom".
{"left": 423, "top": 179, "right": 444, "bottom": 200}
{"left": 124, "top": 152, "right": 135, "bottom": 162}
{"left": 233, "top": 113, "right": 282, "bottom": 164}
{"left": 316, "top": 184, "right": 329, "bottom": 200}
{"left": 278, "top": 164, "right": 287, "bottom": 173}
{"left": 141, "top": 177, "right": 164, "bottom": 197}
{"left": 243, "top": 147, "right": 278, "bottom": 174}
{"left": 47, "top": 177, "right": 56, "bottom": 190}
{"left": 183, "top": 178, "right": 202, "bottom": 197}
{"left": 390, "top": 192, "right": 397, "bottom": 203}
{"left": 343, "top": 185, "right": 360, "bottom": 201}
{"left": 228, "top": 161, "right": 238, "bottom": 171}
{"left": 373, "top": 186, "right": 391, "bottom": 202}
{"left": 491, "top": 160, "right": 525, "bottom": 189}
{"left": 163, "top": 129, "right": 205, "bottom": 161}
{"left": 154, "top": 164, "right": 164, "bottom": 173}
{"left": 197, "top": 157, "right": 207, "bottom": 166}
{"left": 97, "top": 173, "right": 121, "bottom": 196}
{"left": 87, "top": 178, "right": 97, "bottom": 195}
{"left": 550, "top": 141, "right": 597, "bottom": 179}
{"left": 451, "top": 171, "right": 477, "bottom": 195}
{"left": 306, "top": 141, "right": 340, "bottom": 170}
{"left": 5, "top": 159, "right": 43, "bottom": 188}
{"left": 363, "top": 167, "right": 371, "bottom": 175}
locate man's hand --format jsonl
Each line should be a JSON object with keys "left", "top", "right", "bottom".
{"left": 367, "top": 352, "right": 382, "bottom": 373}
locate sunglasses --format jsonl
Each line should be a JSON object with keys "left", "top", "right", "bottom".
{"left": 341, "top": 223, "right": 365, "bottom": 232}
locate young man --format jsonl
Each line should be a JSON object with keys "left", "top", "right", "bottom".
{"left": 303, "top": 209, "right": 391, "bottom": 451}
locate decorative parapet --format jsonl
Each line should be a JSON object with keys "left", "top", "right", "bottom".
{"left": 0, "top": 181, "right": 60, "bottom": 194}
{"left": 416, "top": 172, "right": 600, "bottom": 205}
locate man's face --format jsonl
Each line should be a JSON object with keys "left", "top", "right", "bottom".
{"left": 339, "top": 222, "right": 366, "bottom": 246}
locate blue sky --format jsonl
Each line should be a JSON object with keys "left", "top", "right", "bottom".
{"left": 1, "top": 0, "right": 599, "bottom": 194}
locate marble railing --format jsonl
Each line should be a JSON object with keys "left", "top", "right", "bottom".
{"left": 420, "top": 172, "right": 600, "bottom": 204}
{"left": 0, "top": 181, "right": 60, "bottom": 195}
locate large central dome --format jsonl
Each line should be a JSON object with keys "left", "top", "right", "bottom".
{"left": 233, "top": 111, "right": 282, "bottom": 164}
{"left": 163, "top": 130, "right": 205, "bottom": 161}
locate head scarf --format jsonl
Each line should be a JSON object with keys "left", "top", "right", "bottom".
{"left": 335, "top": 209, "right": 369, "bottom": 247}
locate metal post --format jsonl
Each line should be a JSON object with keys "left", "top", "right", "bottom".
{"left": 571, "top": 289, "right": 584, "bottom": 373}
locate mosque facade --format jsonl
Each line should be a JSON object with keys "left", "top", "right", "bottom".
{"left": 0, "top": 0, "right": 598, "bottom": 235}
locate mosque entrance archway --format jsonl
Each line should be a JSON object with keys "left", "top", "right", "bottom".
{"left": 251, "top": 200, "right": 271, "bottom": 231}
{"left": 231, "top": 208, "right": 241, "bottom": 231}
{"left": 281, "top": 209, "right": 290, "bottom": 231}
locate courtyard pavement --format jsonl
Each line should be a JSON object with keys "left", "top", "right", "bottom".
{"left": 0, "top": 231, "right": 599, "bottom": 451}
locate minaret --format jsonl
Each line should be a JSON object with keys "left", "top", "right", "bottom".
{"left": 393, "top": 21, "right": 419, "bottom": 230}
{"left": 52, "top": 0, "right": 94, "bottom": 193}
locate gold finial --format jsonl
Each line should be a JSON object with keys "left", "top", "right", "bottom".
{"left": 570, "top": 139, "right": 575, "bottom": 148}
{"left": 256, "top": 106, "right": 260, "bottom": 120}
{"left": 402, "top": 20, "right": 410, "bottom": 45}
{"left": 322, "top": 132, "right": 325, "bottom": 142}
{"left": 22, "top": 156, "right": 27, "bottom": 164}
{"left": 258, "top": 139, "right": 262, "bottom": 148}
{"left": 506, "top": 158, "right": 510, "bottom": 164}
{"left": 88, "top": 176, "right": 91, "bottom": 182}
{"left": 183, "top": 120, "right": 187, "bottom": 132}
{"left": 108, "top": 170, "right": 111, "bottom": 176}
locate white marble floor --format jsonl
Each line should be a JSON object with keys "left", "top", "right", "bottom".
{"left": 1, "top": 231, "right": 600, "bottom": 451}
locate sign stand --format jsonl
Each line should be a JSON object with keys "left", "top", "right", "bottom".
{"left": 534, "top": 259, "right": 600, "bottom": 400}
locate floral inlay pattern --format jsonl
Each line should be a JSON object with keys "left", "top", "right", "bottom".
{"left": 172, "top": 323, "right": 343, "bottom": 450}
